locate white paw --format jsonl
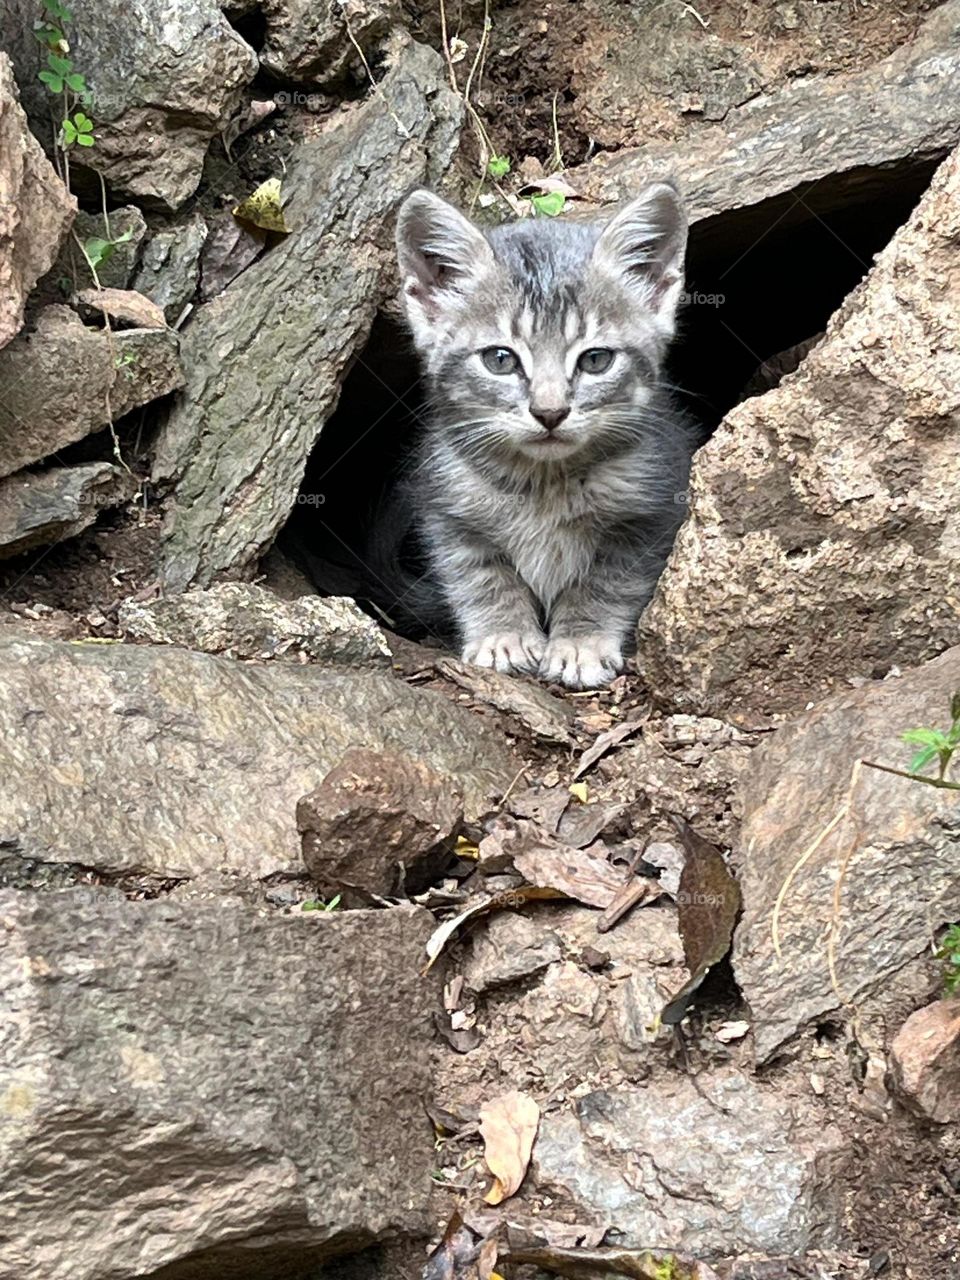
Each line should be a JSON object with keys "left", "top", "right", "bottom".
{"left": 462, "top": 630, "right": 546, "bottom": 675}
{"left": 540, "top": 636, "right": 623, "bottom": 689}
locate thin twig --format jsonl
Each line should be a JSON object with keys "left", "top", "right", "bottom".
{"left": 437, "top": 0, "right": 460, "bottom": 92}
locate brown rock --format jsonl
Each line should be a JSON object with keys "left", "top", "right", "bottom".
{"left": 298, "top": 747, "right": 464, "bottom": 899}
{"left": 462, "top": 913, "right": 562, "bottom": 993}
{"left": 732, "top": 646, "right": 960, "bottom": 1062}
{"left": 0, "top": 307, "right": 183, "bottom": 479}
{"left": 0, "top": 888, "right": 439, "bottom": 1278}
{"left": 0, "top": 463, "right": 135, "bottom": 559}
{"left": 0, "top": 53, "right": 75, "bottom": 350}
{"left": 889, "top": 998, "right": 960, "bottom": 1124}
{"left": 0, "top": 632, "right": 514, "bottom": 880}
{"left": 640, "top": 146, "right": 960, "bottom": 715}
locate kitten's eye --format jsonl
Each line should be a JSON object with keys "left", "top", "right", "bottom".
{"left": 481, "top": 346, "right": 520, "bottom": 375}
{"left": 577, "top": 348, "right": 615, "bottom": 374}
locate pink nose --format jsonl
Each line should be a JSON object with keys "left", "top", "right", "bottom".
{"left": 531, "top": 407, "right": 570, "bottom": 433}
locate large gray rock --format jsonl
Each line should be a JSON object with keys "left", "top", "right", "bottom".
{"left": 118, "top": 582, "right": 391, "bottom": 666}
{"left": 733, "top": 646, "right": 960, "bottom": 1063}
{"left": 2, "top": 0, "right": 257, "bottom": 209}
{"left": 0, "top": 53, "right": 75, "bottom": 350}
{"left": 0, "top": 463, "right": 135, "bottom": 559}
{"left": 260, "top": 0, "right": 401, "bottom": 84}
{"left": 0, "top": 632, "right": 515, "bottom": 879}
{"left": 566, "top": 2, "right": 960, "bottom": 221}
{"left": 639, "top": 146, "right": 960, "bottom": 715}
{"left": 153, "top": 35, "right": 462, "bottom": 589}
{"left": 532, "top": 1072, "right": 845, "bottom": 1256}
{"left": 0, "top": 306, "right": 183, "bottom": 479}
{"left": 0, "top": 889, "right": 438, "bottom": 1280}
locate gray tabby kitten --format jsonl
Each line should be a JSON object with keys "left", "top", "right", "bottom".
{"left": 395, "top": 182, "right": 694, "bottom": 689}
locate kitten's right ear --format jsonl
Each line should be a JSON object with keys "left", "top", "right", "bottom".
{"left": 395, "top": 190, "right": 493, "bottom": 344}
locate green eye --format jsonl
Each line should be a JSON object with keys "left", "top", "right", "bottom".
{"left": 481, "top": 346, "right": 520, "bottom": 375}
{"left": 577, "top": 348, "right": 615, "bottom": 374}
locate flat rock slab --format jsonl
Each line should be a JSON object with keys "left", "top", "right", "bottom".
{"left": 118, "top": 582, "right": 391, "bottom": 666}
{"left": 0, "top": 633, "right": 516, "bottom": 879}
{"left": 532, "top": 1072, "right": 845, "bottom": 1256}
{"left": 640, "top": 145, "right": 960, "bottom": 714}
{"left": 153, "top": 35, "right": 462, "bottom": 589}
{"left": 0, "top": 306, "right": 183, "bottom": 480}
{"left": 566, "top": 1, "right": 960, "bottom": 220}
{"left": 0, "top": 53, "right": 75, "bottom": 350}
{"left": 0, "top": 889, "right": 437, "bottom": 1280}
{"left": 733, "top": 646, "right": 960, "bottom": 1063}
{"left": 0, "top": 463, "right": 135, "bottom": 559}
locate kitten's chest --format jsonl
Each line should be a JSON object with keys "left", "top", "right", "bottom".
{"left": 481, "top": 477, "right": 600, "bottom": 603}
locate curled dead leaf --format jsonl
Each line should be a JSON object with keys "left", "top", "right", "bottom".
{"left": 480, "top": 1090, "right": 540, "bottom": 1205}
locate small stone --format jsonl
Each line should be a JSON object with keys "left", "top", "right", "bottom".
{"left": 462, "top": 913, "right": 562, "bottom": 993}
{"left": 298, "top": 747, "right": 464, "bottom": 900}
{"left": 889, "top": 998, "right": 960, "bottom": 1124}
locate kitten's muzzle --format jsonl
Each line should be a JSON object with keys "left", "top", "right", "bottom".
{"left": 531, "top": 406, "right": 571, "bottom": 433}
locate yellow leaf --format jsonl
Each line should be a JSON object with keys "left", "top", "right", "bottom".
{"left": 568, "top": 781, "right": 589, "bottom": 803}
{"left": 455, "top": 835, "right": 480, "bottom": 859}
{"left": 232, "top": 177, "right": 289, "bottom": 234}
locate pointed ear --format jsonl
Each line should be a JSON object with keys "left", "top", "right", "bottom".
{"left": 593, "top": 181, "right": 687, "bottom": 333}
{"left": 395, "top": 190, "right": 493, "bottom": 345}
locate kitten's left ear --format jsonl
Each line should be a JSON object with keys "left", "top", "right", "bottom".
{"left": 593, "top": 181, "right": 687, "bottom": 332}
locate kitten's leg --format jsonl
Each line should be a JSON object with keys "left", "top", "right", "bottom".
{"left": 542, "top": 541, "right": 658, "bottom": 689}
{"left": 430, "top": 518, "right": 546, "bottom": 675}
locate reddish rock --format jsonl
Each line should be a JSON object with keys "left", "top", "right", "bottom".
{"left": 889, "top": 998, "right": 960, "bottom": 1124}
{"left": 297, "top": 747, "right": 464, "bottom": 901}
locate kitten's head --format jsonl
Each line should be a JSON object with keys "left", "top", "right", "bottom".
{"left": 395, "top": 182, "right": 686, "bottom": 462}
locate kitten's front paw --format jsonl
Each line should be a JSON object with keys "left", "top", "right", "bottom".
{"left": 540, "top": 636, "right": 623, "bottom": 690}
{"left": 462, "top": 630, "right": 546, "bottom": 676}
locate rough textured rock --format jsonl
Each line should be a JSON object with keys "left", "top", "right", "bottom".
{"left": 153, "top": 35, "right": 462, "bottom": 589}
{"left": 461, "top": 913, "right": 562, "bottom": 993}
{"left": 260, "top": 0, "right": 401, "bottom": 84}
{"left": 2, "top": 0, "right": 257, "bottom": 209}
{"left": 566, "top": 2, "right": 960, "bottom": 221}
{"left": 68, "top": 207, "right": 147, "bottom": 290}
{"left": 118, "top": 582, "right": 391, "bottom": 665}
{"left": 640, "top": 146, "right": 960, "bottom": 715}
{"left": 131, "top": 212, "right": 207, "bottom": 322}
{"left": 0, "top": 889, "right": 438, "bottom": 1280}
{"left": 531, "top": 1073, "right": 845, "bottom": 1256}
{"left": 0, "top": 632, "right": 514, "bottom": 879}
{"left": 563, "top": 0, "right": 927, "bottom": 153}
{"left": 298, "top": 747, "right": 463, "bottom": 900}
{"left": 435, "top": 656, "right": 574, "bottom": 745}
{"left": 0, "top": 307, "right": 183, "bottom": 479}
{"left": 889, "top": 998, "right": 960, "bottom": 1124}
{"left": 0, "top": 53, "right": 75, "bottom": 350}
{"left": 0, "top": 463, "right": 135, "bottom": 559}
{"left": 732, "top": 647, "right": 960, "bottom": 1063}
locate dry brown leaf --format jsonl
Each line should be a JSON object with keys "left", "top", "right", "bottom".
{"left": 572, "top": 715, "right": 647, "bottom": 779}
{"left": 480, "top": 1090, "right": 540, "bottom": 1205}
{"left": 423, "top": 886, "right": 564, "bottom": 971}
{"left": 513, "top": 836, "right": 624, "bottom": 909}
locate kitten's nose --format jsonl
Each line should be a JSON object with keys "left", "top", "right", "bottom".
{"left": 531, "top": 407, "right": 570, "bottom": 433}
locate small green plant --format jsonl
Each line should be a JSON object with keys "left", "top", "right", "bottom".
{"left": 300, "top": 894, "right": 341, "bottom": 913}
{"left": 902, "top": 692, "right": 960, "bottom": 782}
{"left": 35, "top": 0, "right": 95, "bottom": 152}
{"left": 936, "top": 924, "right": 960, "bottom": 995}
{"left": 487, "top": 153, "right": 510, "bottom": 180}
{"left": 527, "top": 190, "right": 566, "bottom": 218}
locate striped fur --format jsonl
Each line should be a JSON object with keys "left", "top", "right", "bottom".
{"left": 395, "top": 183, "right": 695, "bottom": 689}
